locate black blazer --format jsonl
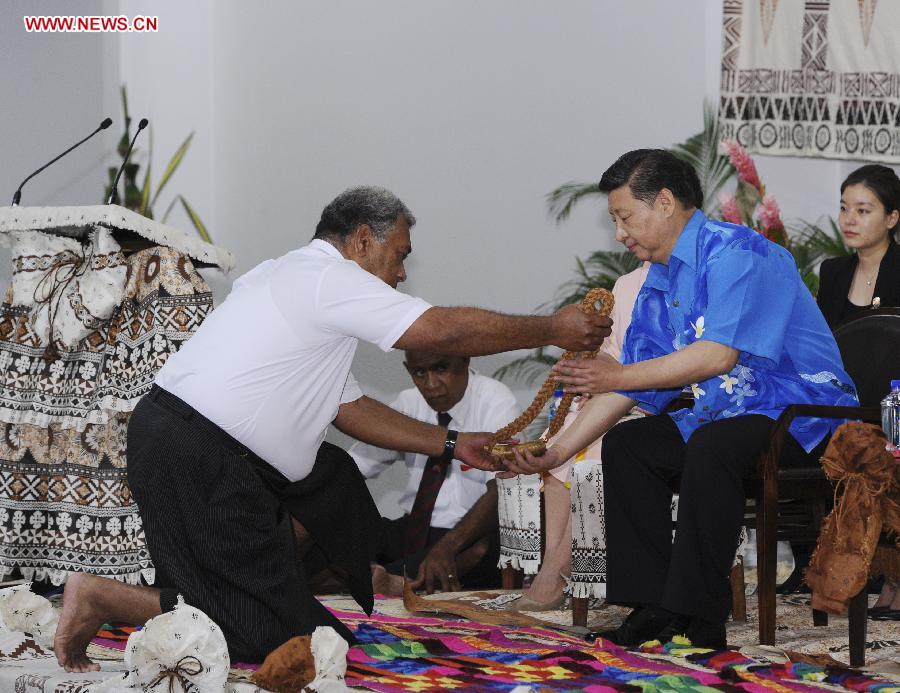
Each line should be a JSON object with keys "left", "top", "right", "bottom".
{"left": 817, "top": 240, "right": 900, "bottom": 329}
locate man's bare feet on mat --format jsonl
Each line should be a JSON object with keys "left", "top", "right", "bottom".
{"left": 54, "top": 573, "right": 107, "bottom": 672}
{"left": 371, "top": 564, "right": 404, "bottom": 597}
{"left": 56, "top": 573, "right": 164, "bottom": 673}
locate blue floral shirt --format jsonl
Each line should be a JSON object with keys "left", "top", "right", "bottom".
{"left": 619, "top": 210, "right": 858, "bottom": 452}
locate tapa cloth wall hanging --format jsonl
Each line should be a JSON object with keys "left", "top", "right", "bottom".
{"left": 719, "top": 0, "right": 900, "bottom": 162}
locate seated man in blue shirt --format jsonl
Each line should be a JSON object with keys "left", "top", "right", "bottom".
{"left": 502, "top": 149, "right": 857, "bottom": 648}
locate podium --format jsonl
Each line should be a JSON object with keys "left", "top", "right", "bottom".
{"left": 0, "top": 204, "right": 232, "bottom": 585}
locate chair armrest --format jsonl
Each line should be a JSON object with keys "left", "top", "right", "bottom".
{"left": 757, "top": 405, "right": 881, "bottom": 479}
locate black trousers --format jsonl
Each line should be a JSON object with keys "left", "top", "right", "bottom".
{"left": 601, "top": 414, "right": 827, "bottom": 622}
{"left": 377, "top": 515, "right": 501, "bottom": 588}
{"left": 127, "top": 386, "right": 382, "bottom": 662}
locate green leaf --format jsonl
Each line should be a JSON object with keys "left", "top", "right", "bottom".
{"left": 179, "top": 196, "right": 212, "bottom": 243}
{"left": 118, "top": 85, "right": 132, "bottom": 157}
{"left": 120, "top": 84, "right": 130, "bottom": 123}
{"left": 151, "top": 133, "right": 194, "bottom": 209}
{"left": 793, "top": 217, "right": 850, "bottom": 258}
{"left": 670, "top": 100, "right": 736, "bottom": 213}
{"left": 803, "top": 270, "right": 820, "bottom": 296}
{"left": 160, "top": 197, "right": 178, "bottom": 224}
{"left": 547, "top": 181, "right": 603, "bottom": 225}
{"left": 539, "top": 250, "right": 639, "bottom": 313}
{"left": 139, "top": 162, "right": 152, "bottom": 217}
{"left": 734, "top": 180, "right": 761, "bottom": 223}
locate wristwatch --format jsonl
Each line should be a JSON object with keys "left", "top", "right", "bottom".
{"left": 443, "top": 429, "right": 459, "bottom": 461}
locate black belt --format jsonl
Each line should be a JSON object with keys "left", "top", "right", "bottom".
{"left": 148, "top": 384, "right": 254, "bottom": 460}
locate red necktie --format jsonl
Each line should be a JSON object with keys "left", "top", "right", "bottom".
{"left": 403, "top": 411, "right": 452, "bottom": 554}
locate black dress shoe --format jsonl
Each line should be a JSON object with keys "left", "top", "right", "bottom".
{"left": 656, "top": 614, "right": 727, "bottom": 649}
{"left": 586, "top": 607, "right": 674, "bottom": 647}
{"left": 685, "top": 617, "right": 727, "bottom": 649}
{"left": 653, "top": 614, "right": 692, "bottom": 643}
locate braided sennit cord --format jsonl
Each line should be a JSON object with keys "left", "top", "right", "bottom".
{"left": 492, "top": 287, "right": 614, "bottom": 443}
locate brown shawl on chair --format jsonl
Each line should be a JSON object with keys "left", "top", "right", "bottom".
{"left": 805, "top": 422, "right": 900, "bottom": 614}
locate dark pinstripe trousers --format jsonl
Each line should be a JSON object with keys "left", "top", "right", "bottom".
{"left": 127, "top": 386, "right": 358, "bottom": 662}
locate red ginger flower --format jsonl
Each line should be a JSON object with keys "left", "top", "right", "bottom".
{"left": 758, "top": 195, "right": 784, "bottom": 234}
{"left": 718, "top": 193, "right": 742, "bottom": 225}
{"left": 721, "top": 139, "right": 764, "bottom": 195}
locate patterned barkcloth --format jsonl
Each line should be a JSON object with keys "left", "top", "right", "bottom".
{"left": 0, "top": 595, "right": 898, "bottom": 692}
{"left": 0, "top": 246, "right": 212, "bottom": 585}
{"left": 719, "top": 0, "right": 900, "bottom": 163}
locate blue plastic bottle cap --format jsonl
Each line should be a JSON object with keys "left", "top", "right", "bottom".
{"left": 892, "top": 379, "right": 900, "bottom": 389}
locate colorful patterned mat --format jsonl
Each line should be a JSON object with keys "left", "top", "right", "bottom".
{"left": 77, "top": 600, "right": 899, "bottom": 692}
{"left": 330, "top": 606, "right": 900, "bottom": 693}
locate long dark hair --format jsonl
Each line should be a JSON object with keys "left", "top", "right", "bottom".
{"left": 841, "top": 164, "right": 900, "bottom": 237}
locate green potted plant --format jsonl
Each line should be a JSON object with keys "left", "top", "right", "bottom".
{"left": 105, "top": 85, "right": 212, "bottom": 243}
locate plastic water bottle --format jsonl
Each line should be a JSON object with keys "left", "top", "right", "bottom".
{"left": 881, "top": 379, "right": 900, "bottom": 458}
{"left": 547, "top": 386, "right": 564, "bottom": 425}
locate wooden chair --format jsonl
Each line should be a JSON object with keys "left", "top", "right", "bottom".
{"left": 751, "top": 308, "right": 900, "bottom": 664}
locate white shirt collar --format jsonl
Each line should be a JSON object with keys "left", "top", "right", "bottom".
{"left": 309, "top": 238, "right": 346, "bottom": 260}
{"left": 443, "top": 368, "right": 479, "bottom": 429}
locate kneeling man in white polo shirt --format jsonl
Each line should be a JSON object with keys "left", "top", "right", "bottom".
{"left": 54, "top": 186, "right": 612, "bottom": 672}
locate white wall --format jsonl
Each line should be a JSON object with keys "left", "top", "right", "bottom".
{"left": 0, "top": 0, "right": 120, "bottom": 287}
{"left": 0, "top": 2, "right": 120, "bottom": 207}
{"left": 3, "top": 0, "right": 890, "bottom": 513}
{"left": 206, "top": 0, "right": 713, "bottom": 400}
{"left": 108, "top": 0, "right": 877, "bottom": 400}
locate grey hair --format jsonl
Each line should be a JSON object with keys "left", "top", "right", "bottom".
{"left": 313, "top": 186, "right": 416, "bottom": 243}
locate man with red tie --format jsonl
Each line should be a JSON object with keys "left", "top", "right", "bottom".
{"left": 352, "top": 350, "right": 519, "bottom": 596}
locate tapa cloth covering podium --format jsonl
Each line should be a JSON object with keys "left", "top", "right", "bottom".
{"left": 0, "top": 218, "right": 218, "bottom": 584}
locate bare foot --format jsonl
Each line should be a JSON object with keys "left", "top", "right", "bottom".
{"left": 522, "top": 568, "right": 568, "bottom": 605}
{"left": 371, "top": 564, "right": 404, "bottom": 597}
{"left": 874, "top": 581, "right": 900, "bottom": 609}
{"left": 54, "top": 574, "right": 108, "bottom": 672}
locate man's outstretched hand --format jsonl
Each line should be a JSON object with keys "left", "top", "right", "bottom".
{"left": 454, "top": 432, "right": 502, "bottom": 472}
{"left": 551, "top": 304, "right": 612, "bottom": 352}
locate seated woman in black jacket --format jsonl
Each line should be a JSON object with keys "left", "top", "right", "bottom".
{"left": 817, "top": 164, "right": 900, "bottom": 328}
{"left": 817, "top": 164, "right": 900, "bottom": 618}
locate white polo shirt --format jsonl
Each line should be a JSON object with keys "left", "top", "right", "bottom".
{"left": 155, "top": 239, "right": 431, "bottom": 481}
{"left": 350, "top": 371, "right": 519, "bottom": 529}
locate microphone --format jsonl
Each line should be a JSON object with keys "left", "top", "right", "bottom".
{"left": 11, "top": 117, "right": 113, "bottom": 206}
{"left": 106, "top": 118, "right": 148, "bottom": 205}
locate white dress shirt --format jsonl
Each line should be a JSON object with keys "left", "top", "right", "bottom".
{"left": 350, "top": 371, "right": 519, "bottom": 529}
{"left": 156, "top": 239, "right": 431, "bottom": 481}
